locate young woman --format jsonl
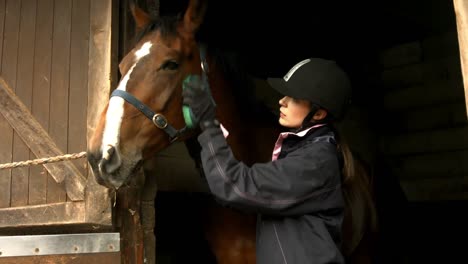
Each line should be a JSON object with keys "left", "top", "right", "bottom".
{"left": 182, "top": 57, "right": 352, "bottom": 263}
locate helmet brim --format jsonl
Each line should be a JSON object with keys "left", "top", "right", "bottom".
{"left": 267, "top": 77, "right": 309, "bottom": 101}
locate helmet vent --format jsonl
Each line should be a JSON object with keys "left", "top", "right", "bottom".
{"left": 283, "top": 58, "right": 311, "bottom": 81}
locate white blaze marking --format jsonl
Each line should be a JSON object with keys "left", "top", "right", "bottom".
{"left": 135, "top": 42, "right": 153, "bottom": 59}
{"left": 101, "top": 41, "right": 153, "bottom": 159}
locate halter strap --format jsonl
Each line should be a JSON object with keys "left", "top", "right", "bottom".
{"left": 111, "top": 89, "right": 187, "bottom": 142}
{"left": 199, "top": 43, "right": 209, "bottom": 74}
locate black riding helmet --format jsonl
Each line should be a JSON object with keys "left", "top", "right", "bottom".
{"left": 267, "top": 58, "right": 352, "bottom": 121}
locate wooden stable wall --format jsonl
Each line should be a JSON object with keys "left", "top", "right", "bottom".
{"left": 378, "top": 30, "right": 468, "bottom": 200}
{"left": 0, "top": 0, "right": 89, "bottom": 208}
{"left": 0, "top": 0, "right": 116, "bottom": 231}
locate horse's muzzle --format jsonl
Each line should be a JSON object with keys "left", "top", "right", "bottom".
{"left": 87, "top": 148, "right": 123, "bottom": 189}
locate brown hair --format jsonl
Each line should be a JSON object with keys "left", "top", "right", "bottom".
{"left": 332, "top": 124, "right": 379, "bottom": 257}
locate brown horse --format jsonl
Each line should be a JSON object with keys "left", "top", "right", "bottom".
{"left": 87, "top": 0, "right": 378, "bottom": 263}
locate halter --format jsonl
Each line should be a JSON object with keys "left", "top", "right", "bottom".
{"left": 110, "top": 44, "right": 209, "bottom": 143}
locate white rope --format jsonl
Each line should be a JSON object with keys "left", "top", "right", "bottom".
{"left": 0, "top": 151, "right": 87, "bottom": 170}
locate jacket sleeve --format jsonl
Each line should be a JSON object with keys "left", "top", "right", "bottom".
{"left": 197, "top": 126, "right": 344, "bottom": 216}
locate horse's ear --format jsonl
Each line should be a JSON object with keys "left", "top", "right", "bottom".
{"left": 130, "top": 1, "right": 151, "bottom": 31}
{"left": 180, "top": 0, "right": 207, "bottom": 38}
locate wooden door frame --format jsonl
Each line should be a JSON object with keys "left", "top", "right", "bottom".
{"left": 454, "top": 0, "right": 468, "bottom": 118}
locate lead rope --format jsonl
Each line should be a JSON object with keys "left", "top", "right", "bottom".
{"left": 0, "top": 151, "right": 87, "bottom": 170}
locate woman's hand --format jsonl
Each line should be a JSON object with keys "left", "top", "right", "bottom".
{"left": 182, "top": 74, "right": 217, "bottom": 129}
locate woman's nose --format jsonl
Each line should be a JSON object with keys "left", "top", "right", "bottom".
{"left": 279, "top": 96, "right": 287, "bottom": 106}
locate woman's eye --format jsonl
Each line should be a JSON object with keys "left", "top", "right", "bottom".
{"left": 161, "top": 60, "right": 179, "bottom": 71}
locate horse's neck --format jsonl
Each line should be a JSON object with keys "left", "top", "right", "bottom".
{"left": 207, "top": 65, "right": 250, "bottom": 163}
{"left": 207, "top": 60, "right": 280, "bottom": 165}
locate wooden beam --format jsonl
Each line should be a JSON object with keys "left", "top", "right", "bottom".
{"left": 83, "top": 0, "right": 117, "bottom": 235}
{"left": 116, "top": 170, "right": 145, "bottom": 264}
{"left": 0, "top": 202, "right": 85, "bottom": 228}
{"left": 87, "top": 0, "right": 117, "bottom": 142}
{"left": 0, "top": 77, "right": 85, "bottom": 201}
{"left": 454, "top": 0, "right": 468, "bottom": 120}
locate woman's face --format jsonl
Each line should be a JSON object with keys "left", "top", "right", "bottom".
{"left": 278, "top": 96, "right": 312, "bottom": 128}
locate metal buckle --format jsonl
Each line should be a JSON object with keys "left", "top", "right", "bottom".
{"left": 152, "top": 114, "right": 168, "bottom": 129}
{"left": 170, "top": 136, "right": 179, "bottom": 143}
{"left": 201, "top": 60, "right": 209, "bottom": 73}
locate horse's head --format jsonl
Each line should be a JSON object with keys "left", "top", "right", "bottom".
{"left": 87, "top": 0, "right": 207, "bottom": 189}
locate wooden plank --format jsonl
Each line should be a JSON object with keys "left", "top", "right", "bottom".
{"left": 380, "top": 41, "right": 422, "bottom": 69}
{"left": 384, "top": 80, "right": 465, "bottom": 111}
{"left": 380, "top": 126, "right": 468, "bottom": 155}
{"left": 0, "top": 0, "right": 8, "bottom": 208}
{"left": 0, "top": 77, "right": 86, "bottom": 201}
{"left": 0, "top": 0, "right": 5, "bottom": 205}
{"left": 0, "top": 253, "right": 121, "bottom": 264}
{"left": 0, "top": 0, "right": 20, "bottom": 86}
{"left": 68, "top": 0, "right": 91, "bottom": 203}
{"left": 84, "top": 173, "right": 113, "bottom": 226}
{"left": 87, "top": 0, "right": 116, "bottom": 144}
{"left": 400, "top": 177, "right": 468, "bottom": 201}
{"left": 454, "top": 0, "right": 468, "bottom": 120}
{"left": 141, "top": 168, "right": 158, "bottom": 264}
{"left": 388, "top": 150, "right": 468, "bottom": 180}
{"left": 116, "top": 170, "right": 145, "bottom": 264}
{"left": 0, "top": 0, "right": 21, "bottom": 209}
{"left": 30, "top": 0, "right": 54, "bottom": 205}
{"left": 381, "top": 56, "right": 463, "bottom": 89}
{"left": 11, "top": 0, "right": 37, "bottom": 207}
{"left": 110, "top": 0, "right": 119, "bottom": 90}
{"left": 82, "top": 0, "right": 115, "bottom": 233}
{"left": 383, "top": 103, "right": 467, "bottom": 133}
{"left": 0, "top": 0, "right": 5, "bottom": 72}
{"left": 0, "top": 201, "right": 85, "bottom": 228}
{"left": 47, "top": 0, "right": 72, "bottom": 204}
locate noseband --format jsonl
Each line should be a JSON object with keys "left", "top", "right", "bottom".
{"left": 110, "top": 44, "right": 209, "bottom": 143}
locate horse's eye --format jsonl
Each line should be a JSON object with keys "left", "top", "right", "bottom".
{"left": 161, "top": 60, "right": 179, "bottom": 71}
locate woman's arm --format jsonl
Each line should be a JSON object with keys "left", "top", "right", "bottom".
{"left": 198, "top": 127, "right": 344, "bottom": 216}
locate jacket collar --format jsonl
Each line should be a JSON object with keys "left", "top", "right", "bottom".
{"left": 272, "top": 123, "right": 327, "bottom": 161}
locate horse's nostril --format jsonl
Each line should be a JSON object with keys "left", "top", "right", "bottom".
{"left": 87, "top": 150, "right": 102, "bottom": 173}
{"left": 99, "top": 145, "right": 122, "bottom": 175}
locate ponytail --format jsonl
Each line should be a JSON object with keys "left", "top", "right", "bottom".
{"left": 330, "top": 124, "right": 378, "bottom": 257}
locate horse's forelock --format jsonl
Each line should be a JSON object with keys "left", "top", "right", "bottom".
{"left": 135, "top": 15, "right": 181, "bottom": 44}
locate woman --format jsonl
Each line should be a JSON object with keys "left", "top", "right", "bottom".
{"left": 182, "top": 57, "right": 352, "bottom": 263}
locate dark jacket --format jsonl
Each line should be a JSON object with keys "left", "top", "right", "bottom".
{"left": 198, "top": 125, "right": 345, "bottom": 264}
